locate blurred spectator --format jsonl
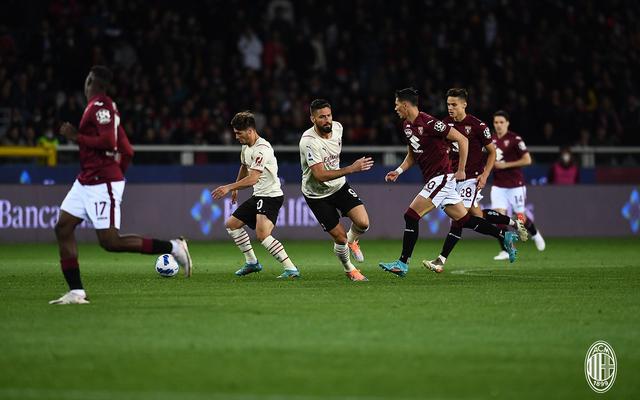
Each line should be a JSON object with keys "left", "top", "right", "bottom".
{"left": 548, "top": 147, "right": 580, "bottom": 185}
{"left": 0, "top": 0, "right": 638, "bottom": 159}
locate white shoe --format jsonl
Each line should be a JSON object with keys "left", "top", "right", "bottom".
{"left": 49, "top": 291, "right": 90, "bottom": 305}
{"left": 422, "top": 258, "right": 445, "bottom": 273}
{"left": 532, "top": 232, "right": 546, "bottom": 251}
{"left": 172, "top": 237, "right": 193, "bottom": 277}
{"left": 514, "top": 219, "right": 529, "bottom": 242}
{"left": 493, "top": 250, "right": 510, "bottom": 261}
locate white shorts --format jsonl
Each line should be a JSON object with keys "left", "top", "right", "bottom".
{"left": 418, "top": 173, "right": 462, "bottom": 208}
{"left": 60, "top": 179, "right": 125, "bottom": 229}
{"left": 490, "top": 186, "right": 526, "bottom": 213}
{"left": 456, "top": 178, "right": 483, "bottom": 208}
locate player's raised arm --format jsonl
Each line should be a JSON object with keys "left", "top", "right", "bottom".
{"left": 309, "top": 156, "right": 374, "bottom": 182}
{"left": 447, "top": 128, "right": 468, "bottom": 181}
{"left": 385, "top": 147, "right": 414, "bottom": 182}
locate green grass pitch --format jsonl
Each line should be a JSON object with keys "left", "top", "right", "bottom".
{"left": 1, "top": 238, "right": 639, "bottom": 400}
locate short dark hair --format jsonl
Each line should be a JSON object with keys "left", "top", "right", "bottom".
{"left": 395, "top": 87, "right": 419, "bottom": 105}
{"left": 446, "top": 88, "right": 468, "bottom": 101}
{"left": 310, "top": 99, "right": 331, "bottom": 114}
{"left": 90, "top": 65, "right": 113, "bottom": 91}
{"left": 493, "top": 110, "right": 510, "bottom": 121}
{"left": 230, "top": 111, "right": 256, "bottom": 131}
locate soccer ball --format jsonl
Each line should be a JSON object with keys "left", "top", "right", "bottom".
{"left": 155, "top": 254, "right": 179, "bottom": 277}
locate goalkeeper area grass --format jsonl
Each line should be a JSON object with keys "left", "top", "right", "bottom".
{"left": 1, "top": 238, "right": 639, "bottom": 399}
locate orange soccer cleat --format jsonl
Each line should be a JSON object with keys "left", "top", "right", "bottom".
{"left": 346, "top": 269, "right": 368, "bottom": 281}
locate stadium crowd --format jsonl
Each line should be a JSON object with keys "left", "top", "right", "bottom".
{"left": 0, "top": 0, "right": 639, "bottom": 151}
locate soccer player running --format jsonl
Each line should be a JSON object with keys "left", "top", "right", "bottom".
{"left": 379, "top": 88, "right": 518, "bottom": 277}
{"left": 490, "top": 110, "right": 545, "bottom": 260}
{"left": 51, "top": 65, "right": 192, "bottom": 305}
{"left": 299, "top": 99, "right": 372, "bottom": 281}
{"left": 212, "top": 111, "right": 300, "bottom": 278}
{"left": 423, "top": 89, "right": 528, "bottom": 273}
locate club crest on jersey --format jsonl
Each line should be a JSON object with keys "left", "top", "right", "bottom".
{"left": 465, "top": 126, "right": 472, "bottom": 135}
{"left": 504, "top": 140, "right": 510, "bottom": 147}
{"left": 404, "top": 128, "right": 413, "bottom": 137}
{"left": 95, "top": 108, "right": 111, "bottom": 124}
{"left": 434, "top": 121, "right": 446, "bottom": 132}
{"left": 418, "top": 127, "right": 423, "bottom": 134}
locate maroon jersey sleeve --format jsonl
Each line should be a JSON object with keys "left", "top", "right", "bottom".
{"left": 76, "top": 103, "right": 118, "bottom": 150}
{"left": 426, "top": 119, "right": 451, "bottom": 138}
{"left": 478, "top": 123, "right": 492, "bottom": 147}
{"left": 513, "top": 135, "right": 529, "bottom": 158}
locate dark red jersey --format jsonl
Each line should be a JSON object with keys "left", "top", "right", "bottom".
{"left": 444, "top": 114, "right": 492, "bottom": 177}
{"left": 75, "top": 94, "right": 134, "bottom": 185}
{"left": 492, "top": 130, "right": 528, "bottom": 188}
{"left": 401, "top": 111, "right": 452, "bottom": 182}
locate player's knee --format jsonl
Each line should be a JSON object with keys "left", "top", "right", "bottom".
{"left": 54, "top": 220, "right": 72, "bottom": 238}
{"left": 255, "top": 230, "right": 270, "bottom": 242}
{"left": 99, "top": 236, "right": 121, "bottom": 252}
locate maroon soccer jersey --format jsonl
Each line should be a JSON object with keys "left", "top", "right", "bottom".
{"left": 75, "top": 94, "right": 134, "bottom": 185}
{"left": 492, "top": 131, "right": 528, "bottom": 188}
{"left": 401, "top": 111, "right": 452, "bottom": 182}
{"left": 444, "top": 114, "right": 492, "bottom": 177}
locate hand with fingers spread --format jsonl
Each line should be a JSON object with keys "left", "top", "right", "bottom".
{"left": 59, "top": 122, "right": 78, "bottom": 142}
{"left": 350, "top": 156, "right": 374, "bottom": 173}
{"left": 211, "top": 185, "right": 231, "bottom": 199}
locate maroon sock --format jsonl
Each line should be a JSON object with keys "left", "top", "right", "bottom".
{"left": 61, "top": 257, "right": 83, "bottom": 290}
{"left": 141, "top": 238, "right": 172, "bottom": 254}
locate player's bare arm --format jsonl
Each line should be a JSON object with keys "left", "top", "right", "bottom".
{"left": 231, "top": 165, "right": 249, "bottom": 203}
{"left": 447, "top": 128, "right": 468, "bottom": 181}
{"left": 59, "top": 122, "right": 78, "bottom": 142}
{"left": 310, "top": 156, "right": 374, "bottom": 182}
{"left": 495, "top": 152, "right": 532, "bottom": 170}
{"left": 478, "top": 143, "right": 497, "bottom": 189}
{"left": 212, "top": 169, "right": 261, "bottom": 199}
{"left": 385, "top": 147, "right": 414, "bottom": 182}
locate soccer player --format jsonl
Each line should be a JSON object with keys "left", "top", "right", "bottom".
{"left": 423, "top": 89, "right": 528, "bottom": 273}
{"left": 299, "top": 99, "right": 372, "bottom": 281}
{"left": 491, "top": 110, "right": 546, "bottom": 260}
{"left": 51, "top": 65, "right": 192, "bottom": 305}
{"left": 379, "top": 88, "right": 518, "bottom": 277}
{"left": 212, "top": 111, "right": 300, "bottom": 278}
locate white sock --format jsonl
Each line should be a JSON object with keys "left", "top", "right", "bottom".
{"left": 170, "top": 240, "right": 180, "bottom": 254}
{"left": 261, "top": 235, "right": 296, "bottom": 270}
{"left": 334, "top": 243, "right": 355, "bottom": 272}
{"left": 347, "top": 224, "right": 368, "bottom": 244}
{"left": 70, "top": 289, "right": 86, "bottom": 297}
{"left": 508, "top": 219, "right": 516, "bottom": 227}
{"left": 226, "top": 228, "right": 258, "bottom": 264}
{"left": 438, "top": 255, "right": 447, "bottom": 264}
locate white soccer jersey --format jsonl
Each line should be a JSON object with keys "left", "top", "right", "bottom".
{"left": 240, "top": 137, "right": 283, "bottom": 197}
{"left": 299, "top": 121, "right": 346, "bottom": 199}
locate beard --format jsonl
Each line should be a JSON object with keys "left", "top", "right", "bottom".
{"left": 318, "top": 123, "right": 332, "bottom": 133}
